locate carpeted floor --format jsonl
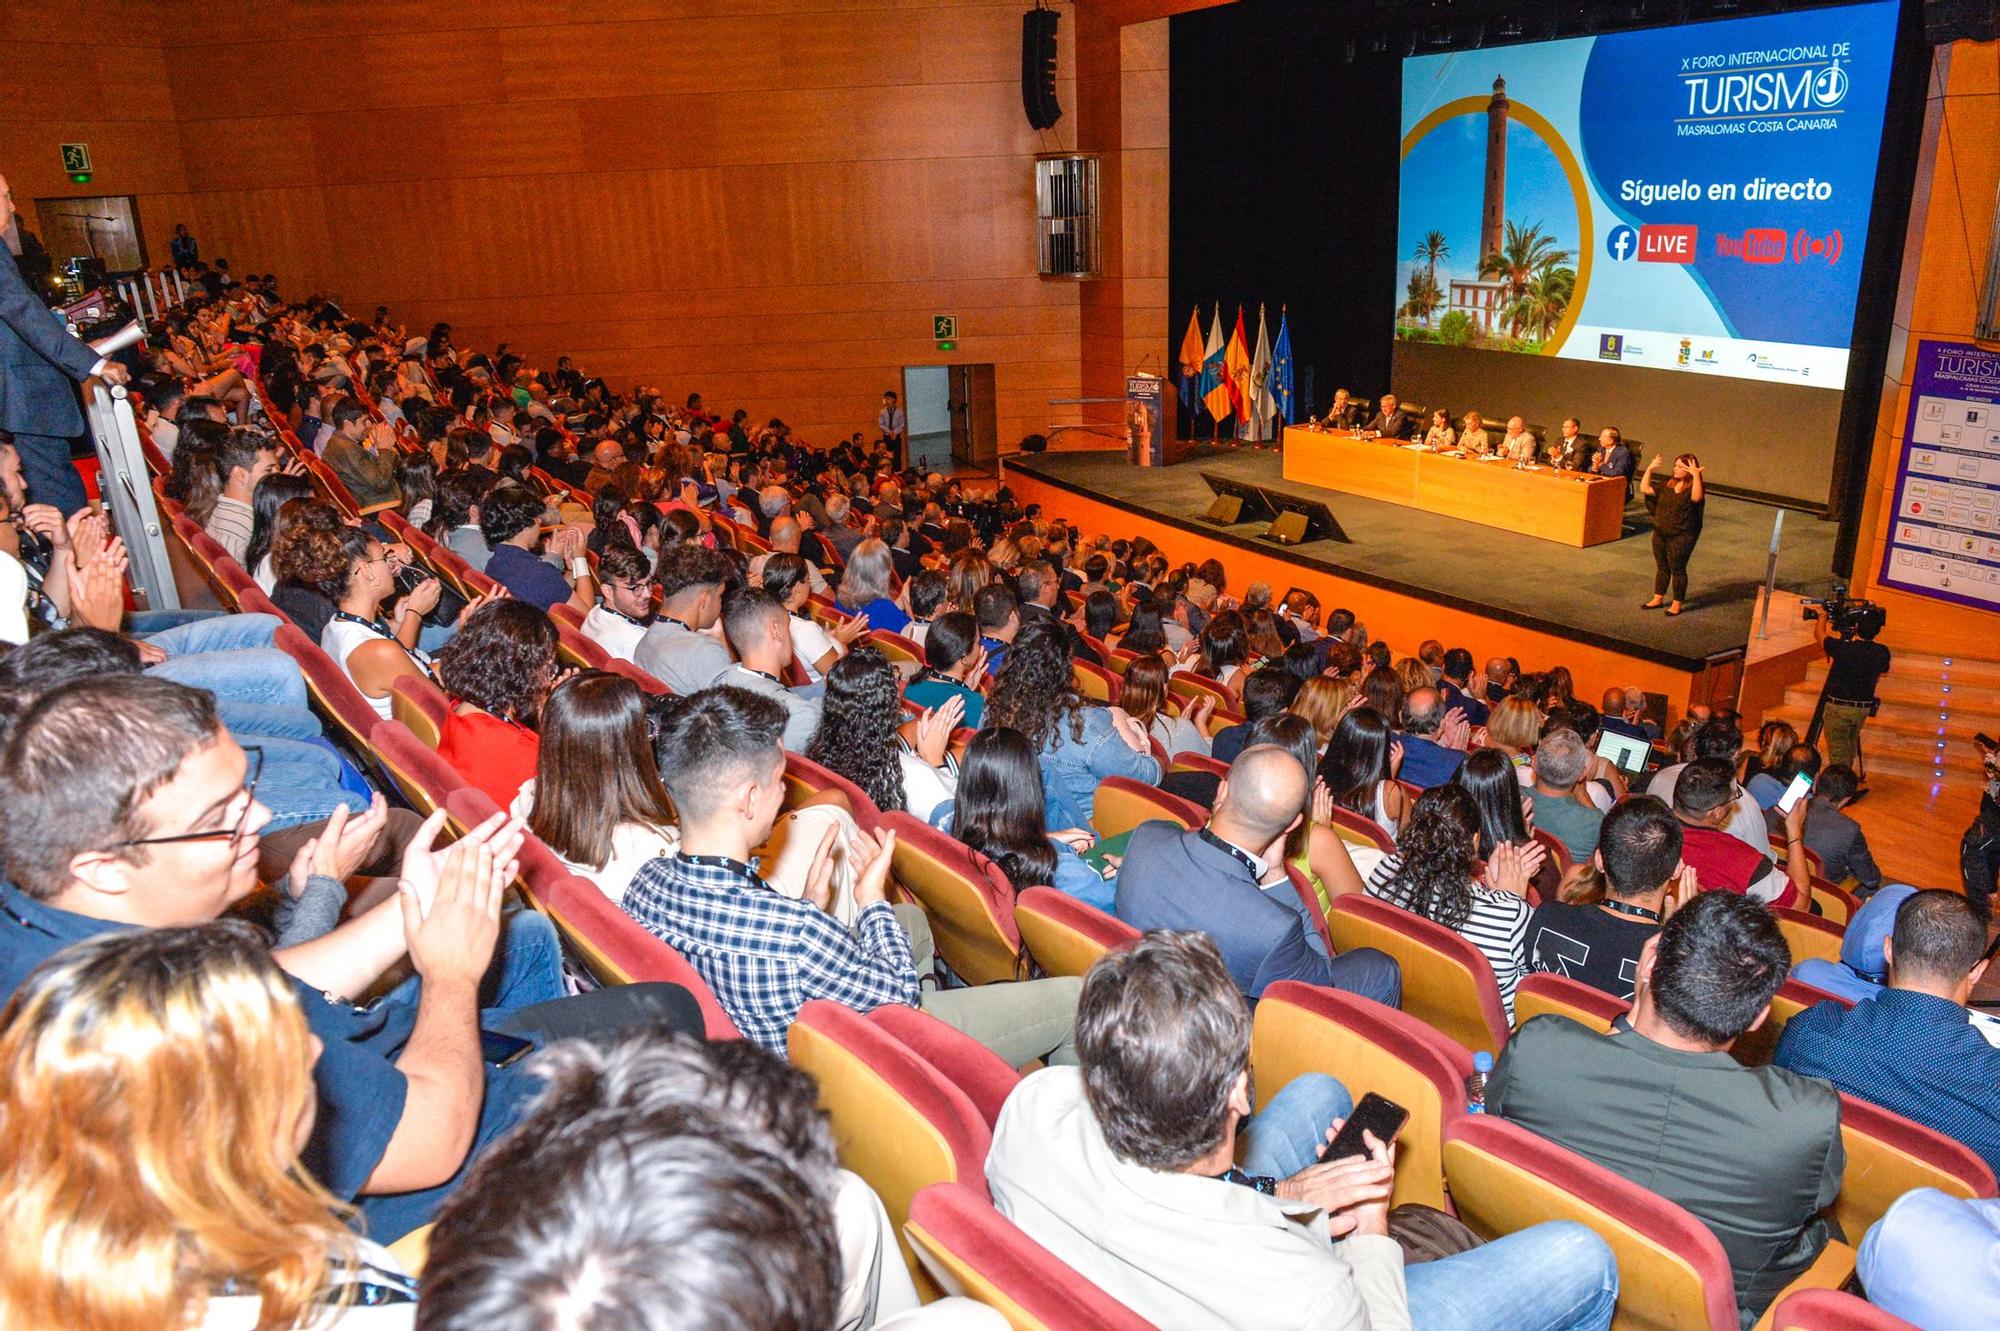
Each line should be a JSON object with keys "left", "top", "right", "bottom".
{"left": 1007, "top": 446, "right": 1844, "bottom": 670}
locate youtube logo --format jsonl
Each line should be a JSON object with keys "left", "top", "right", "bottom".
{"left": 1636, "top": 224, "right": 1697, "bottom": 263}
{"left": 1715, "top": 228, "right": 1788, "bottom": 264}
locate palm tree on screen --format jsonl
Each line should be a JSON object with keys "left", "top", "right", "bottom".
{"left": 1507, "top": 264, "right": 1576, "bottom": 344}
{"left": 1479, "top": 221, "right": 1573, "bottom": 339}
{"left": 1413, "top": 230, "right": 1449, "bottom": 327}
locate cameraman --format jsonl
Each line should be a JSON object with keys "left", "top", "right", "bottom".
{"left": 1819, "top": 608, "right": 1890, "bottom": 779}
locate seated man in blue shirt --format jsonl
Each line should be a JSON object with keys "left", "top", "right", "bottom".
{"left": 1395, "top": 687, "right": 1468, "bottom": 789}
{"left": 1776, "top": 889, "right": 2000, "bottom": 1178}
{"left": 478, "top": 484, "right": 596, "bottom": 614}
{"left": 1857, "top": 1188, "right": 2000, "bottom": 1331}
{"left": 0, "top": 675, "right": 696, "bottom": 1241}
{"left": 1116, "top": 744, "right": 1399, "bottom": 1007}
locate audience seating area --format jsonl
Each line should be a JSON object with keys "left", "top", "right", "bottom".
{"left": 4, "top": 271, "right": 1988, "bottom": 1331}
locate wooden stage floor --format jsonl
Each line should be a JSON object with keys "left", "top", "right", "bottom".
{"left": 1007, "top": 448, "right": 1842, "bottom": 674}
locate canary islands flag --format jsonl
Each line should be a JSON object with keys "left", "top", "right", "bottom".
{"left": 1224, "top": 307, "right": 1251, "bottom": 426}
{"left": 1200, "top": 307, "right": 1229, "bottom": 422}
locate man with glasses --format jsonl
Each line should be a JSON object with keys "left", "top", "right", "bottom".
{"left": 1671, "top": 758, "right": 1809, "bottom": 908}
{"left": 0, "top": 675, "right": 701, "bottom": 1242}
{"left": 582, "top": 543, "right": 655, "bottom": 660}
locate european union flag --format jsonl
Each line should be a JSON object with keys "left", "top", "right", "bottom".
{"left": 1270, "top": 310, "right": 1296, "bottom": 425}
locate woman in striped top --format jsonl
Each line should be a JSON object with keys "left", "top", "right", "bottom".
{"left": 1361, "top": 784, "right": 1541, "bottom": 1020}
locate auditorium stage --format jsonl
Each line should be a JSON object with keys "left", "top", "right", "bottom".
{"left": 1005, "top": 449, "right": 1842, "bottom": 676}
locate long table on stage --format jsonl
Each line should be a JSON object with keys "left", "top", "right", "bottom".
{"left": 1281, "top": 426, "right": 1629, "bottom": 548}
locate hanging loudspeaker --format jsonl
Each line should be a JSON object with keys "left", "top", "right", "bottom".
{"left": 1022, "top": 9, "right": 1062, "bottom": 130}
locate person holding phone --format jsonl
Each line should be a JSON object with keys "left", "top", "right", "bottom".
{"left": 986, "top": 930, "right": 1620, "bottom": 1331}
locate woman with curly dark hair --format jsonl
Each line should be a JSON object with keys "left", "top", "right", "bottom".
{"left": 984, "top": 617, "right": 1158, "bottom": 832}
{"left": 435, "top": 598, "right": 560, "bottom": 807}
{"left": 806, "top": 646, "right": 959, "bottom": 821}
{"left": 1361, "top": 783, "right": 1541, "bottom": 1019}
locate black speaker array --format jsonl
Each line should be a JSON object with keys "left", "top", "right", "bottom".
{"left": 1925, "top": 0, "right": 2000, "bottom": 43}
{"left": 1022, "top": 8, "right": 1062, "bottom": 130}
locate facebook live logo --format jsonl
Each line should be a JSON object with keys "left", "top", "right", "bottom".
{"left": 1606, "top": 224, "right": 1697, "bottom": 264}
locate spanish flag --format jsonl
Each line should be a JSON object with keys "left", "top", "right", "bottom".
{"left": 1224, "top": 306, "right": 1251, "bottom": 425}
{"left": 1177, "top": 306, "right": 1205, "bottom": 412}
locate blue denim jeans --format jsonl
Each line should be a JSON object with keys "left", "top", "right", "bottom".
{"left": 125, "top": 607, "right": 224, "bottom": 635}
{"left": 254, "top": 734, "right": 368, "bottom": 830}
{"left": 217, "top": 700, "right": 327, "bottom": 743}
{"left": 1404, "top": 1221, "right": 1617, "bottom": 1331}
{"left": 377, "top": 909, "right": 568, "bottom": 1018}
{"left": 1240, "top": 1073, "right": 1353, "bottom": 1178}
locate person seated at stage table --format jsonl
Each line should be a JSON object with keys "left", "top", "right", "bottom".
{"left": 1322, "top": 387, "right": 1361, "bottom": 430}
{"left": 1548, "top": 417, "right": 1594, "bottom": 471}
{"left": 1501, "top": 416, "right": 1538, "bottom": 462}
{"left": 1459, "top": 411, "right": 1492, "bottom": 456}
{"left": 1594, "top": 426, "right": 1635, "bottom": 487}
{"left": 1362, "top": 392, "right": 1414, "bottom": 440}
{"left": 1421, "top": 408, "right": 1457, "bottom": 451}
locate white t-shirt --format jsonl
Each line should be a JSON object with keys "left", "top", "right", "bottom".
{"left": 790, "top": 613, "right": 839, "bottom": 683}
{"left": 198, "top": 1240, "right": 414, "bottom": 1329}
{"left": 900, "top": 747, "right": 959, "bottom": 824}
{"left": 582, "top": 603, "right": 648, "bottom": 662}
{"left": 0, "top": 551, "right": 30, "bottom": 645}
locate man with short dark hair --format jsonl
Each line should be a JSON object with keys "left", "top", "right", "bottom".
{"left": 1493, "top": 891, "right": 1845, "bottom": 1323}
{"left": 973, "top": 582, "right": 1020, "bottom": 674}
{"left": 1673, "top": 758, "right": 1808, "bottom": 907}
{"left": 1209, "top": 666, "right": 1301, "bottom": 765}
{"left": 986, "top": 930, "right": 1616, "bottom": 1330}
{"left": 625, "top": 686, "right": 1080, "bottom": 1065}
{"left": 1821, "top": 616, "right": 1890, "bottom": 777}
{"left": 1117, "top": 745, "right": 1399, "bottom": 1006}
{"left": 1650, "top": 719, "right": 1777, "bottom": 856}
{"left": 1396, "top": 686, "right": 1467, "bottom": 788}
{"left": 201, "top": 428, "right": 280, "bottom": 562}
{"left": 480, "top": 486, "right": 595, "bottom": 614}
{"left": 1795, "top": 763, "right": 1881, "bottom": 894}
{"left": 1776, "top": 890, "right": 2000, "bottom": 1176}
{"left": 1439, "top": 646, "right": 1488, "bottom": 726}
{"left": 322, "top": 400, "right": 402, "bottom": 509}
{"left": 634, "top": 543, "right": 731, "bottom": 690}
{"left": 1017, "top": 558, "right": 1098, "bottom": 665}
{"left": 1529, "top": 795, "right": 1691, "bottom": 1000}
{"left": 715, "top": 586, "right": 821, "bottom": 751}
{"left": 581, "top": 541, "right": 654, "bottom": 660}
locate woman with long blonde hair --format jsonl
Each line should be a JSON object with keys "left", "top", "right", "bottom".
{"left": 0, "top": 923, "right": 416, "bottom": 1331}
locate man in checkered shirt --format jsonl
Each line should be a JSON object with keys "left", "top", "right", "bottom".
{"left": 625, "top": 685, "right": 1079, "bottom": 1063}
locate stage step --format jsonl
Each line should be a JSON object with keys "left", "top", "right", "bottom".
{"left": 1763, "top": 650, "right": 2000, "bottom": 782}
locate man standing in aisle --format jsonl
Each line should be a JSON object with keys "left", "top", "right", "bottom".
{"left": 878, "top": 390, "right": 906, "bottom": 466}
{"left": 0, "top": 172, "right": 129, "bottom": 516}
{"left": 1817, "top": 611, "right": 1890, "bottom": 781}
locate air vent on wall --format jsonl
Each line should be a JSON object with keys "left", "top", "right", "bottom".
{"left": 1035, "top": 153, "right": 1099, "bottom": 279}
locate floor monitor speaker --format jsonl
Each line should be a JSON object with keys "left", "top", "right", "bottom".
{"left": 1201, "top": 493, "right": 1243, "bottom": 524}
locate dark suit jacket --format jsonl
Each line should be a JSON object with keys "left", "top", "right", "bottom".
{"left": 1324, "top": 402, "right": 1361, "bottom": 428}
{"left": 0, "top": 242, "right": 98, "bottom": 436}
{"left": 1021, "top": 602, "right": 1099, "bottom": 665}
{"left": 1550, "top": 435, "right": 1596, "bottom": 471}
{"left": 1209, "top": 722, "right": 1252, "bottom": 765}
{"left": 1365, "top": 408, "right": 1414, "bottom": 440}
{"left": 1114, "top": 821, "right": 1334, "bottom": 998}
{"left": 1492, "top": 1015, "right": 1844, "bottom": 1323}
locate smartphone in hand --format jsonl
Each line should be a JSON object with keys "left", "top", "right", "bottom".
{"left": 1775, "top": 771, "right": 1815, "bottom": 815}
{"left": 1318, "top": 1092, "right": 1410, "bottom": 1165}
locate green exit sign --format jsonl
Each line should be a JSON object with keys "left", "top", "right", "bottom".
{"left": 932, "top": 314, "right": 957, "bottom": 340}
{"left": 60, "top": 143, "right": 91, "bottom": 174}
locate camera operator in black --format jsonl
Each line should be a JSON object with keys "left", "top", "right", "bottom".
{"left": 1961, "top": 739, "right": 2000, "bottom": 924}
{"left": 1819, "top": 610, "right": 1890, "bottom": 778}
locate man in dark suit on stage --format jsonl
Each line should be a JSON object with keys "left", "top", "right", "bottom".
{"left": 1548, "top": 417, "right": 1596, "bottom": 472}
{"left": 1362, "top": 392, "right": 1414, "bottom": 440}
{"left": 0, "top": 172, "right": 125, "bottom": 516}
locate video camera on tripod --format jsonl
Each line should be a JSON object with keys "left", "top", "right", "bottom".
{"left": 1801, "top": 584, "right": 1887, "bottom": 640}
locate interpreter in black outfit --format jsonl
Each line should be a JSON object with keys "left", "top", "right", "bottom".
{"left": 1640, "top": 452, "right": 1705, "bottom": 616}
